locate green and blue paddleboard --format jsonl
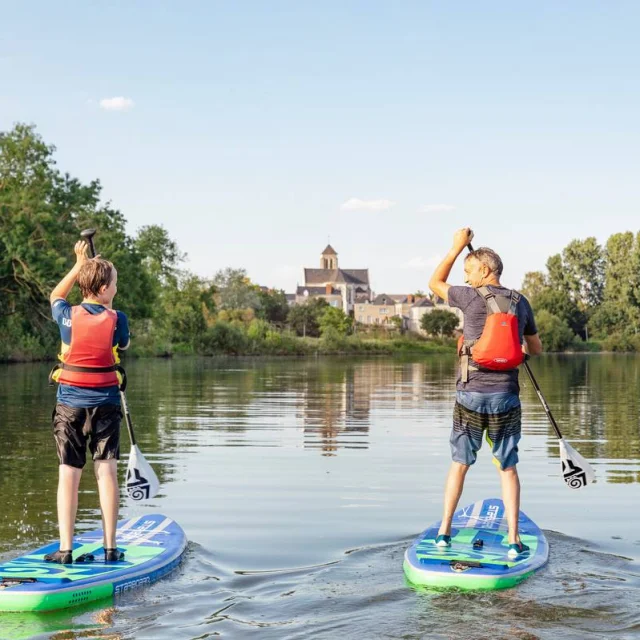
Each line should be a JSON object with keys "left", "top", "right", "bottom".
{"left": 404, "top": 497, "right": 549, "bottom": 590}
{"left": 0, "top": 514, "right": 186, "bottom": 612}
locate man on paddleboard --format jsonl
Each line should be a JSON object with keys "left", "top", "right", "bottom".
{"left": 429, "top": 228, "right": 542, "bottom": 557}
{"left": 47, "top": 240, "right": 130, "bottom": 564}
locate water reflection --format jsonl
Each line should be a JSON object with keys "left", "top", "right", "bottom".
{"left": 1, "top": 356, "right": 640, "bottom": 495}
{"left": 522, "top": 355, "right": 640, "bottom": 476}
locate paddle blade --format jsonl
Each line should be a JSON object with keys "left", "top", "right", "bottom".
{"left": 125, "top": 444, "right": 160, "bottom": 500}
{"left": 559, "top": 438, "right": 596, "bottom": 489}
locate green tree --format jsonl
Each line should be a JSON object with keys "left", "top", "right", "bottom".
{"left": 535, "top": 310, "right": 575, "bottom": 352}
{"left": 604, "top": 232, "right": 635, "bottom": 305}
{"left": 319, "top": 306, "right": 352, "bottom": 337}
{"left": 562, "top": 237, "right": 604, "bottom": 309}
{"left": 420, "top": 309, "right": 459, "bottom": 338}
{"left": 161, "top": 273, "right": 216, "bottom": 348}
{"left": 532, "top": 288, "right": 585, "bottom": 337}
{"left": 390, "top": 315, "right": 404, "bottom": 332}
{"left": 135, "top": 224, "right": 185, "bottom": 285}
{"left": 0, "top": 124, "right": 80, "bottom": 329}
{"left": 78, "top": 206, "right": 157, "bottom": 321}
{"left": 214, "top": 268, "right": 260, "bottom": 310}
{"left": 521, "top": 271, "right": 548, "bottom": 301}
{"left": 0, "top": 123, "right": 157, "bottom": 357}
{"left": 287, "top": 298, "right": 328, "bottom": 337}
{"left": 257, "top": 289, "right": 290, "bottom": 326}
{"left": 588, "top": 301, "right": 633, "bottom": 340}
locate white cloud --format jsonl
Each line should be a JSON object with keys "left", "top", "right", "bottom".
{"left": 418, "top": 203, "right": 456, "bottom": 214}
{"left": 401, "top": 255, "right": 442, "bottom": 269}
{"left": 99, "top": 96, "right": 135, "bottom": 112}
{"left": 340, "top": 197, "right": 395, "bottom": 212}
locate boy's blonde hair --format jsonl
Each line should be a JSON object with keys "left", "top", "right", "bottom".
{"left": 77, "top": 258, "right": 114, "bottom": 298}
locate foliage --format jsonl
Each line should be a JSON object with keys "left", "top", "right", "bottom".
{"left": 524, "top": 232, "right": 640, "bottom": 346}
{"left": 420, "top": 309, "right": 459, "bottom": 338}
{"left": 213, "top": 267, "right": 260, "bottom": 311}
{"left": 135, "top": 224, "right": 185, "bottom": 285}
{"left": 287, "top": 298, "right": 328, "bottom": 337}
{"left": 319, "top": 306, "right": 352, "bottom": 337}
{"left": 0, "top": 123, "right": 156, "bottom": 354}
{"left": 10, "top": 123, "right": 640, "bottom": 358}
{"left": 160, "top": 273, "right": 216, "bottom": 348}
{"left": 534, "top": 310, "right": 576, "bottom": 352}
{"left": 257, "top": 289, "right": 289, "bottom": 326}
{"left": 199, "top": 321, "right": 248, "bottom": 355}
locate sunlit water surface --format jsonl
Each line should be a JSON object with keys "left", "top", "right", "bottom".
{"left": 0, "top": 355, "right": 639, "bottom": 639}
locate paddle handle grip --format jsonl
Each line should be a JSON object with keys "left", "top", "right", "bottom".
{"left": 80, "top": 228, "right": 97, "bottom": 258}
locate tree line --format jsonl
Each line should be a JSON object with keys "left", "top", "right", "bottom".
{"left": 522, "top": 235, "right": 640, "bottom": 351}
{"left": 4, "top": 123, "right": 636, "bottom": 359}
{"left": 1, "top": 124, "right": 454, "bottom": 361}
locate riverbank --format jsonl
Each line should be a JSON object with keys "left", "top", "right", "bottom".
{"left": 4, "top": 331, "right": 635, "bottom": 364}
{"left": 0, "top": 333, "right": 457, "bottom": 363}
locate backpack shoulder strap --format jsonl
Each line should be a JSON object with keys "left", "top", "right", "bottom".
{"left": 508, "top": 289, "right": 521, "bottom": 315}
{"left": 477, "top": 286, "right": 502, "bottom": 314}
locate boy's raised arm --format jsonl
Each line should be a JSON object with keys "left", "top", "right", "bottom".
{"left": 50, "top": 241, "right": 90, "bottom": 304}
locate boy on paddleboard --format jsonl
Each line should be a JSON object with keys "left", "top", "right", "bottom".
{"left": 429, "top": 228, "right": 542, "bottom": 557}
{"left": 47, "top": 240, "right": 130, "bottom": 564}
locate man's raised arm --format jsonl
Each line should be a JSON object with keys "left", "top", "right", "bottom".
{"left": 428, "top": 228, "right": 474, "bottom": 303}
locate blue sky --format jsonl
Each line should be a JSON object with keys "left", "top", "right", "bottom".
{"left": 2, "top": 1, "right": 639, "bottom": 294}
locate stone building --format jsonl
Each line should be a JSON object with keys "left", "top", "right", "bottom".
{"left": 295, "top": 245, "right": 371, "bottom": 313}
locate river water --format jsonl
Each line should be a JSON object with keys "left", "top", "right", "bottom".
{"left": 0, "top": 355, "right": 638, "bottom": 639}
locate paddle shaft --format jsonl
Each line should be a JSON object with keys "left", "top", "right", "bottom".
{"left": 466, "top": 240, "right": 564, "bottom": 440}
{"left": 119, "top": 390, "right": 137, "bottom": 446}
{"left": 81, "top": 228, "right": 138, "bottom": 447}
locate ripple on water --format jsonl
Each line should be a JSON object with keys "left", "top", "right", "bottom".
{"left": 18, "top": 530, "right": 629, "bottom": 640}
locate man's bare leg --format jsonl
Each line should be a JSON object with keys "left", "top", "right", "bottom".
{"left": 437, "top": 461, "right": 470, "bottom": 537}
{"left": 94, "top": 460, "right": 119, "bottom": 549}
{"left": 498, "top": 464, "right": 521, "bottom": 545}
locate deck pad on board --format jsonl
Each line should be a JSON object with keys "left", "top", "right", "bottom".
{"left": 404, "top": 498, "right": 548, "bottom": 590}
{"left": 0, "top": 513, "right": 187, "bottom": 611}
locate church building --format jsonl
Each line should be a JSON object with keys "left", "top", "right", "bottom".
{"left": 295, "top": 245, "right": 371, "bottom": 314}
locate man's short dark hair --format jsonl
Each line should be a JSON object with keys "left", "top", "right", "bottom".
{"left": 465, "top": 247, "right": 503, "bottom": 277}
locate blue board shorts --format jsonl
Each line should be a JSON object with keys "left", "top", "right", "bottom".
{"left": 450, "top": 391, "right": 521, "bottom": 470}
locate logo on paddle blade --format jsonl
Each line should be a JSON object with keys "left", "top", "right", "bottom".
{"left": 562, "top": 459, "right": 587, "bottom": 489}
{"left": 126, "top": 468, "right": 151, "bottom": 500}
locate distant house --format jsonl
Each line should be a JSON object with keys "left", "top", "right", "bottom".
{"left": 354, "top": 293, "right": 420, "bottom": 327}
{"left": 294, "top": 245, "right": 371, "bottom": 313}
{"left": 409, "top": 297, "right": 435, "bottom": 333}
{"left": 409, "top": 296, "right": 464, "bottom": 334}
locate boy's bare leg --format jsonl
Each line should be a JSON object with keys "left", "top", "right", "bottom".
{"left": 437, "top": 461, "right": 470, "bottom": 536}
{"left": 95, "top": 460, "right": 119, "bottom": 549}
{"left": 498, "top": 465, "right": 521, "bottom": 544}
{"left": 58, "top": 464, "right": 83, "bottom": 550}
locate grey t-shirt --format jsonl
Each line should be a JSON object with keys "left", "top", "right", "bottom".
{"left": 448, "top": 285, "right": 538, "bottom": 393}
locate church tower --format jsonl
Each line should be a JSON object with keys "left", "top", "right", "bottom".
{"left": 321, "top": 245, "right": 338, "bottom": 270}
